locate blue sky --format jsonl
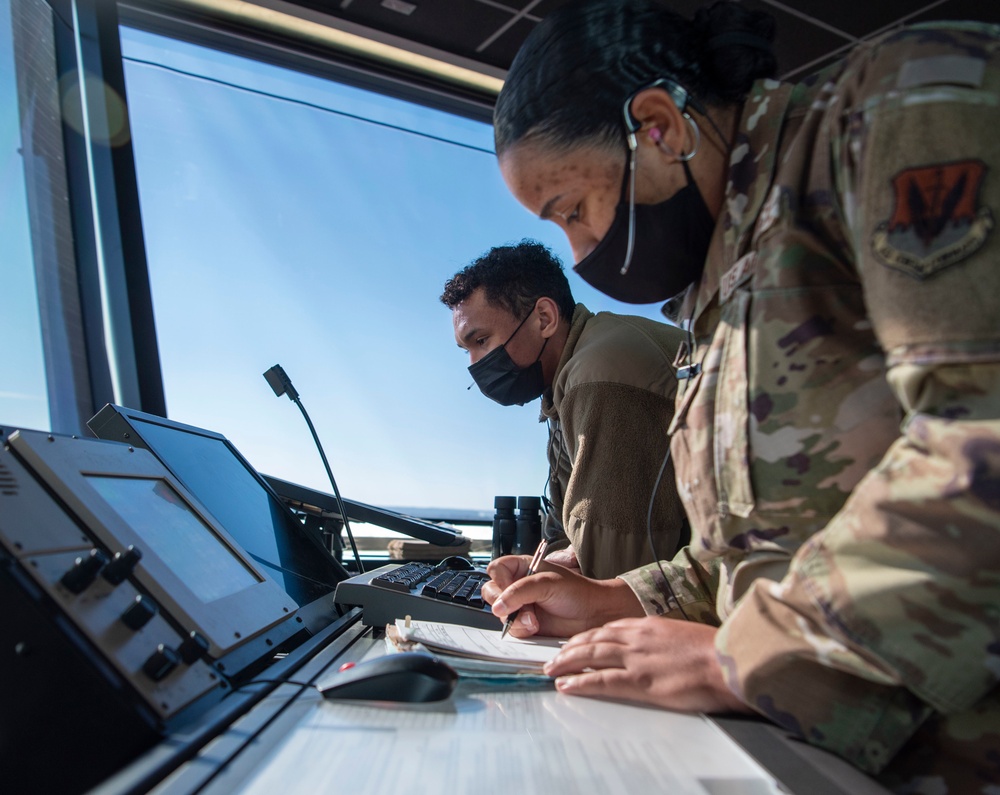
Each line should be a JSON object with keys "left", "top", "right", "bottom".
{"left": 4, "top": 19, "right": 669, "bottom": 520}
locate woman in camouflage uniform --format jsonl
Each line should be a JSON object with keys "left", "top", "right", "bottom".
{"left": 482, "top": 0, "right": 1000, "bottom": 790}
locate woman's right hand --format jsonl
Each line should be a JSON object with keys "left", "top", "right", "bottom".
{"left": 482, "top": 555, "right": 645, "bottom": 638}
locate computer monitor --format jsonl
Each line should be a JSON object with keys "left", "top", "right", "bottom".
{"left": 88, "top": 405, "right": 350, "bottom": 617}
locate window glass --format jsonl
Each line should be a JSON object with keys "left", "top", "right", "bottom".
{"left": 0, "top": 0, "right": 49, "bottom": 431}
{"left": 120, "top": 27, "right": 667, "bottom": 526}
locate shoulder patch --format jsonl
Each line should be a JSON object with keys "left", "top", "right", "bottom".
{"left": 871, "top": 159, "right": 994, "bottom": 279}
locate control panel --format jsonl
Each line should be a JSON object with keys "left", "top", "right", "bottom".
{"left": 0, "top": 430, "right": 298, "bottom": 720}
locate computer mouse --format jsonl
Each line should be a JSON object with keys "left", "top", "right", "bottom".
{"left": 318, "top": 653, "right": 458, "bottom": 702}
{"left": 440, "top": 555, "right": 476, "bottom": 571}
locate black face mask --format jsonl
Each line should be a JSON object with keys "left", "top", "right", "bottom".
{"left": 468, "top": 311, "right": 549, "bottom": 406}
{"left": 573, "top": 151, "right": 715, "bottom": 304}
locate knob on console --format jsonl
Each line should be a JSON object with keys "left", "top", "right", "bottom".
{"left": 121, "top": 595, "right": 158, "bottom": 630}
{"left": 102, "top": 545, "right": 142, "bottom": 585}
{"left": 59, "top": 549, "right": 109, "bottom": 594}
{"left": 178, "top": 631, "right": 210, "bottom": 665}
{"left": 142, "top": 644, "right": 181, "bottom": 681}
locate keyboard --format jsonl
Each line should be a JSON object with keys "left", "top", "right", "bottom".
{"left": 334, "top": 561, "right": 501, "bottom": 630}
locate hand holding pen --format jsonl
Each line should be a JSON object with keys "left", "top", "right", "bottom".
{"left": 499, "top": 537, "right": 550, "bottom": 639}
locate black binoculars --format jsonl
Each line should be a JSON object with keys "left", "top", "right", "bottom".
{"left": 490, "top": 495, "right": 542, "bottom": 560}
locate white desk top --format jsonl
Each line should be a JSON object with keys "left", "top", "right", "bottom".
{"left": 134, "top": 623, "right": 889, "bottom": 795}
{"left": 223, "top": 680, "right": 783, "bottom": 795}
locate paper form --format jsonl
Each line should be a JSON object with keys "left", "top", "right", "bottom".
{"left": 394, "top": 619, "right": 564, "bottom": 667}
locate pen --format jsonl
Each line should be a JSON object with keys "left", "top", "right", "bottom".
{"left": 500, "top": 537, "right": 550, "bottom": 639}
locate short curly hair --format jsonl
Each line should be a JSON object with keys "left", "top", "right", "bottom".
{"left": 441, "top": 240, "right": 576, "bottom": 321}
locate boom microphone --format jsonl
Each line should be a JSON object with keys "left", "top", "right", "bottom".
{"left": 263, "top": 364, "right": 364, "bottom": 573}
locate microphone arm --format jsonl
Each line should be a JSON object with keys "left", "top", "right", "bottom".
{"left": 263, "top": 364, "right": 364, "bottom": 573}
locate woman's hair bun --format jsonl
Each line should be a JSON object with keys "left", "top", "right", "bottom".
{"left": 693, "top": 1, "right": 778, "bottom": 102}
{"left": 494, "top": 0, "right": 778, "bottom": 156}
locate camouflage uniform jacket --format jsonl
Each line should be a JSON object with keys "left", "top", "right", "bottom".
{"left": 540, "top": 304, "right": 687, "bottom": 579}
{"left": 618, "top": 22, "right": 1000, "bottom": 791}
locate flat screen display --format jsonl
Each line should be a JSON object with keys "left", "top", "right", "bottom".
{"left": 87, "top": 475, "right": 260, "bottom": 603}
{"left": 101, "top": 413, "right": 348, "bottom": 607}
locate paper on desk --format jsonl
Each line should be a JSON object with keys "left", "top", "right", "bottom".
{"left": 385, "top": 626, "right": 552, "bottom": 681}
{"left": 394, "top": 619, "right": 565, "bottom": 669}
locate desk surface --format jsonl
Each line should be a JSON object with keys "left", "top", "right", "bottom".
{"left": 124, "top": 619, "right": 889, "bottom": 795}
{"left": 230, "top": 685, "right": 779, "bottom": 795}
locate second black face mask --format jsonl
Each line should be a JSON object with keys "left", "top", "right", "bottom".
{"left": 468, "top": 311, "right": 548, "bottom": 406}
{"left": 574, "top": 156, "right": 715, "bottom": 304}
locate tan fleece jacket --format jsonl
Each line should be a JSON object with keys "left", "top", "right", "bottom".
{"left": 540, "top": 304, "right": 687, "bottom": 579}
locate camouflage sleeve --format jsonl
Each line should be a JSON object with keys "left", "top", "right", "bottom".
{"left": 617, "top": 547, "right": 722, "bottom": 624}
{"left": 716, "top": 24, "right": 1000, "bottom": 782}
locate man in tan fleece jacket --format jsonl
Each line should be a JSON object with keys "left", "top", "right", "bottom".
{"left": 441, "top": 240, "right": 687, "bottom": 579}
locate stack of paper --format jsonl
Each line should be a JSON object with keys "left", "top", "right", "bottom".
{"left": 388, "top": 619, "right": 565, "bottom": 677}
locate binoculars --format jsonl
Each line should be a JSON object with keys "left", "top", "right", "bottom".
{"left": 491, "top": 495, "right": 542, "bottom": 560}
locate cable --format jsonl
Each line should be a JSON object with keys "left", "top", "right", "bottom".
{"left": 244, "top": 550, "right": 337, "bottom": 591}
{"left": 263, "top": 364, "right": 365, "bottom": 574}
{"left": 540, "top": 418, "right": 567, "bottom": 543}
{"left": 122, "top": 55, "right": 497, "bottom": 156}
{"left": 645, "top": 317, "right": 699, "bottom": 622}
{"left": 645, "top": 442, "right": 691, "bottom": 621}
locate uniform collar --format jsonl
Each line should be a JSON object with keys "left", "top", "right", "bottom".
{"left": 540, "top": 303, "right": 592, "bottom": 419}
{"left": 681, "top": 79, "right": 795, "bottom": 323}
{"left": 723, "top": 79, "right": 795, "bottom": 260}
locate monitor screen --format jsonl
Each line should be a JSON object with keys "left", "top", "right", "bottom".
{"left": 89, "top": 407, "right": 348, "bottom": 608}
{"left": 86, "top": 475, "right": 260, "bottom": 603}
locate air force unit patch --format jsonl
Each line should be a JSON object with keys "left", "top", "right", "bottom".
{"left": 872, "top": 159, "right": 994, "bottom": 279}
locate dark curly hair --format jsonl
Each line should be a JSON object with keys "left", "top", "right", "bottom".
{"left": 494, "top": 0, "right": 777, "bottom": 156}
{"left": 441, "top": 240, "right": 576, "bottom": 321}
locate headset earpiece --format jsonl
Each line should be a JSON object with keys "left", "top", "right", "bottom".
{"left": 648, "top": 127, "right": 678, "bottom": 158}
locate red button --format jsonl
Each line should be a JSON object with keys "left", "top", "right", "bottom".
{"left": 338, "top": 662, "right": 356, "bottom": 672}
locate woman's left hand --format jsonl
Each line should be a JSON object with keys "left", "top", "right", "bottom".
{"left": 544, "top": 616, "right": 752, "bottom": 714}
